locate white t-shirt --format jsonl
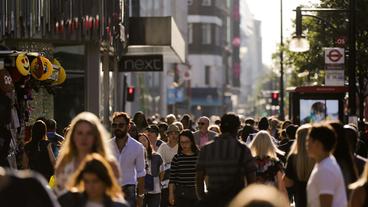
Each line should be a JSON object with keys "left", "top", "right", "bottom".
{"left": 157, "top": 143, "right": 178, "bottom": 188}
{"left": 307, "top": 155, "right": 347, "bottom": 207}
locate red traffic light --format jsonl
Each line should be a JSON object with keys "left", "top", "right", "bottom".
{"left": 272, "top": 92, "right": 279, "bottom": 99}
{"left": 127, "top": 86, "right": 135, "bottom": 102}
{"left": 128, "top": 87, "right": 134, "bottom": 95}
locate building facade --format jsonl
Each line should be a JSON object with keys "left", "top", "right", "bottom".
{"left": 187, "top": 0, "right": 232, "bottom": 116}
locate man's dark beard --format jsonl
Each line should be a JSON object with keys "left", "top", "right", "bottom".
{"left": 114, "top": 129, "right": 127, "bottom": 139}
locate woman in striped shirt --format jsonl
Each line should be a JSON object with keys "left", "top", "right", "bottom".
{"left": 168, "top": 130, "right": 199, "bottom": 207}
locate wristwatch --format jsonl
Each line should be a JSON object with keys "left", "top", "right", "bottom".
{"left": 138, "top": 194, "right": 145, "bottom": 198}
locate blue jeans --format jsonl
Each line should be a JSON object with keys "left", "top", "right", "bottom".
{"left": 143, "top": 193, "right": 161, "bottom": 207}
{"left": 123, "top": 185, "right": 136, "bottom": 207}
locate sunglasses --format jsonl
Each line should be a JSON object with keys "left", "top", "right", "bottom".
{"left": 198, "top": 122, "right": 205, "bottom": 125}
{"left": 112, "top": 123, "right": 128, "bottom": 128}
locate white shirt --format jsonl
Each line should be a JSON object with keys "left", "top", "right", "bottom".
{"left": 109, "top": 136, "right": 146, "bottom": 186}
{"left": 307, "top": 155, "right": 347, "bottom": 207}
{"left": 157, "top": 143, "right": 178, "bottom": 188}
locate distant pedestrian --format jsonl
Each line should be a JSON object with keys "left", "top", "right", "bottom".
{"left": 193, "top": 116, "right": 217, "bottom": 148}
{"left": 45, "top": 119, "right": 64, "bottom": 158}
{"left": 133, "top": 111, "right": 149, "bottom": 133}
{"left": 23, "top": 120, "right": 55, "bottom": 181}
{"left": 145, "top": 125, "right": 164, "bottom": 151}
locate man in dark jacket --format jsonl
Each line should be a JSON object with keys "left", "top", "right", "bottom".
{"left": 196, "top": 113, "right": 257, "bottom": 207}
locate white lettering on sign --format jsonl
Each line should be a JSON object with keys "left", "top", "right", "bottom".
{"left": 121, "top": 55, "right": 163, "bottom": 71}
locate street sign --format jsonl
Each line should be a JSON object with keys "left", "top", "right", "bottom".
{"left": 325, "top": 70, "right": 344, "bottom": 86}
{"left": 325, "top": 48, "right": 344, "bottom": 64}
{"left": 119, "top": 55, "right": 163, "bottom": 72}
{"left": 324, "top": 48, "right": 345, "bottom": 86}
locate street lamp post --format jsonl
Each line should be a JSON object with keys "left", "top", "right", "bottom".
{"left": 279, "top": 0, "right": 285, "bottom": 121}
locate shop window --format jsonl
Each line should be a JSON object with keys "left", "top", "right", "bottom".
{"left": 188, "top": 24, "right": 193, "bottom": 44}
{"left": 205, "top": 66, "right": 211, "bottom": 85}
{"left": 215, "top": 26, "right": 220, "bottom": 46}
{"left": 202, "top": 23, "right": 212, "bottom": 44}
{"left": 202, "top": 0, "right": 211, "bottom": 6}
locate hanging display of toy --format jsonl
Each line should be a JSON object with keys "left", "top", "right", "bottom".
{"left": 15, "top": 53, "right": 31, "bottom": 76}
{"left": 30, "top": 56, "right": 54, "bottom": 81}
{"left": 52, "top": 59, "right": 66, "bottom": 85}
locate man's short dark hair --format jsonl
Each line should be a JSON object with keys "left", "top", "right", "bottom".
{"left": 146, "top": 125, "right": 159, "bottom": 136}
{"left": 220, "top": 113, "right": 241, "bottom": 134}
{"left": 112, "top": 112, "right": 130, "bottom": 123}
{"left": 258, "top": 117, "right": 269, "bottom": 130}
{"left": 309, "top": 123, "right": 336, "bottom": 152}
{"left": 45, "top": 119, "right": 57, "bottom": 131}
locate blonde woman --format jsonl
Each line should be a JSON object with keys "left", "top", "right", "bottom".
{"left": 249, "top": 131, "right": 287, "bottom": 196}
{"left": 55, "top": 112, "right": 118, "bottom": 196}
{"left": 58, "top": 153, "right": 128, "bottom": 207}
{"left": 283, "top": 124, "right": 315, "bottom": 207}
{"left": 349, "top": 162, "right": 368, "bottom": 207}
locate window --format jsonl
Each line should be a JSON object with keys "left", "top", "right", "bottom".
{"left": 188, "top": 23, "right": 193, "bottom": 44}
{"left": 202, "top": 23, "right": 212, "bottom": 44}
{"left": 205, "top": 66, "right": 211, "bottom": 85}
{"left": 202, "top": 0, "right": 211, "bottom": 6}
{"left": 215, "top": 26, "right": 220, "bottom": 46}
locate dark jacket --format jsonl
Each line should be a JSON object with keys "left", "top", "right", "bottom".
{"left": 58, "top": 192, "right": 129, "bottom": 207}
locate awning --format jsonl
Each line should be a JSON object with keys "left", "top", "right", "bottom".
{"left": 126, "top": 17, "right": 185, "bottom": 63}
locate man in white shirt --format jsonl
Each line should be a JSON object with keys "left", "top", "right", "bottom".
{"left": 109, "top": 112, "right": 146, "bottom": 207}
{"left": 306, "top": 123, "right": 347, "bottom": 207}
{"left": 157, "top": 124, "right": 180, "bottom": 207}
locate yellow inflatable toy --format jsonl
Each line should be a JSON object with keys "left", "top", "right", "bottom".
{"left": 15, "top": 53, "right": 31, "bottom": 76}
{"left": 52, "top": 59, "right": 66, "bottom": 85}
{"left": 31, "top": 56, "right": 53, "bottom": 81}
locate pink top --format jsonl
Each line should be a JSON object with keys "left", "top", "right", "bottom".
{"left": 199, "top": 132, "right": 209, "bottom": 147}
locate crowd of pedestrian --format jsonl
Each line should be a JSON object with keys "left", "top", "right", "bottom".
{"left": 1, "top": 110, "right": 368, "bottom": 207}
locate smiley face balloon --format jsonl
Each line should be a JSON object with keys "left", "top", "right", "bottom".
{"left": 16, "top": 53, "right": 31, "bottom": 76}
{"left": 31, "top": 56, "right": 53, "bottom": 81}
{"left": 52, "top": 59, "right": 66, "bottom": 85}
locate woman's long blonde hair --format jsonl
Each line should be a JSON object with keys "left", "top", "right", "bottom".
{"left": 55, "top": 112, "right": 112, "bottom": 174}
{"left": 249, "top": 130, "right": 284, "bottom": 159}
{"left": 288, "top": 124, "right": 315, "bottom": 181}
{"left": 67, "top": 153, "right": 123, "bottom": 199}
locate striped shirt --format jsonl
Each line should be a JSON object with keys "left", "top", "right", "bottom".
{"left": 169, "top": 153, "right": 198, "bottom": 187}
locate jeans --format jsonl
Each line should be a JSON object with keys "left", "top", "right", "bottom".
{"left": 160, "top": 188, "right": 169, "bottom": 207}
{"left": 143, "top": 193, "right": 161, "bottom": 207}
{"left": 123, "top": 184, "right": 136, "bottom": 207}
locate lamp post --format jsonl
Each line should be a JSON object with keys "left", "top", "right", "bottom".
{"left": 289, "top": 5, "right": 357, "bottom": 118}
{"left": 279, "top": 0, "right": 285, "bottom": 121}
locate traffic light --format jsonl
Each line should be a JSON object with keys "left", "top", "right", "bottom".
{"left": 271, "top": 91, "right": 279, "bottom": 106}
{"left": 127, "top": 86, "right": 135, "bottom": 102}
